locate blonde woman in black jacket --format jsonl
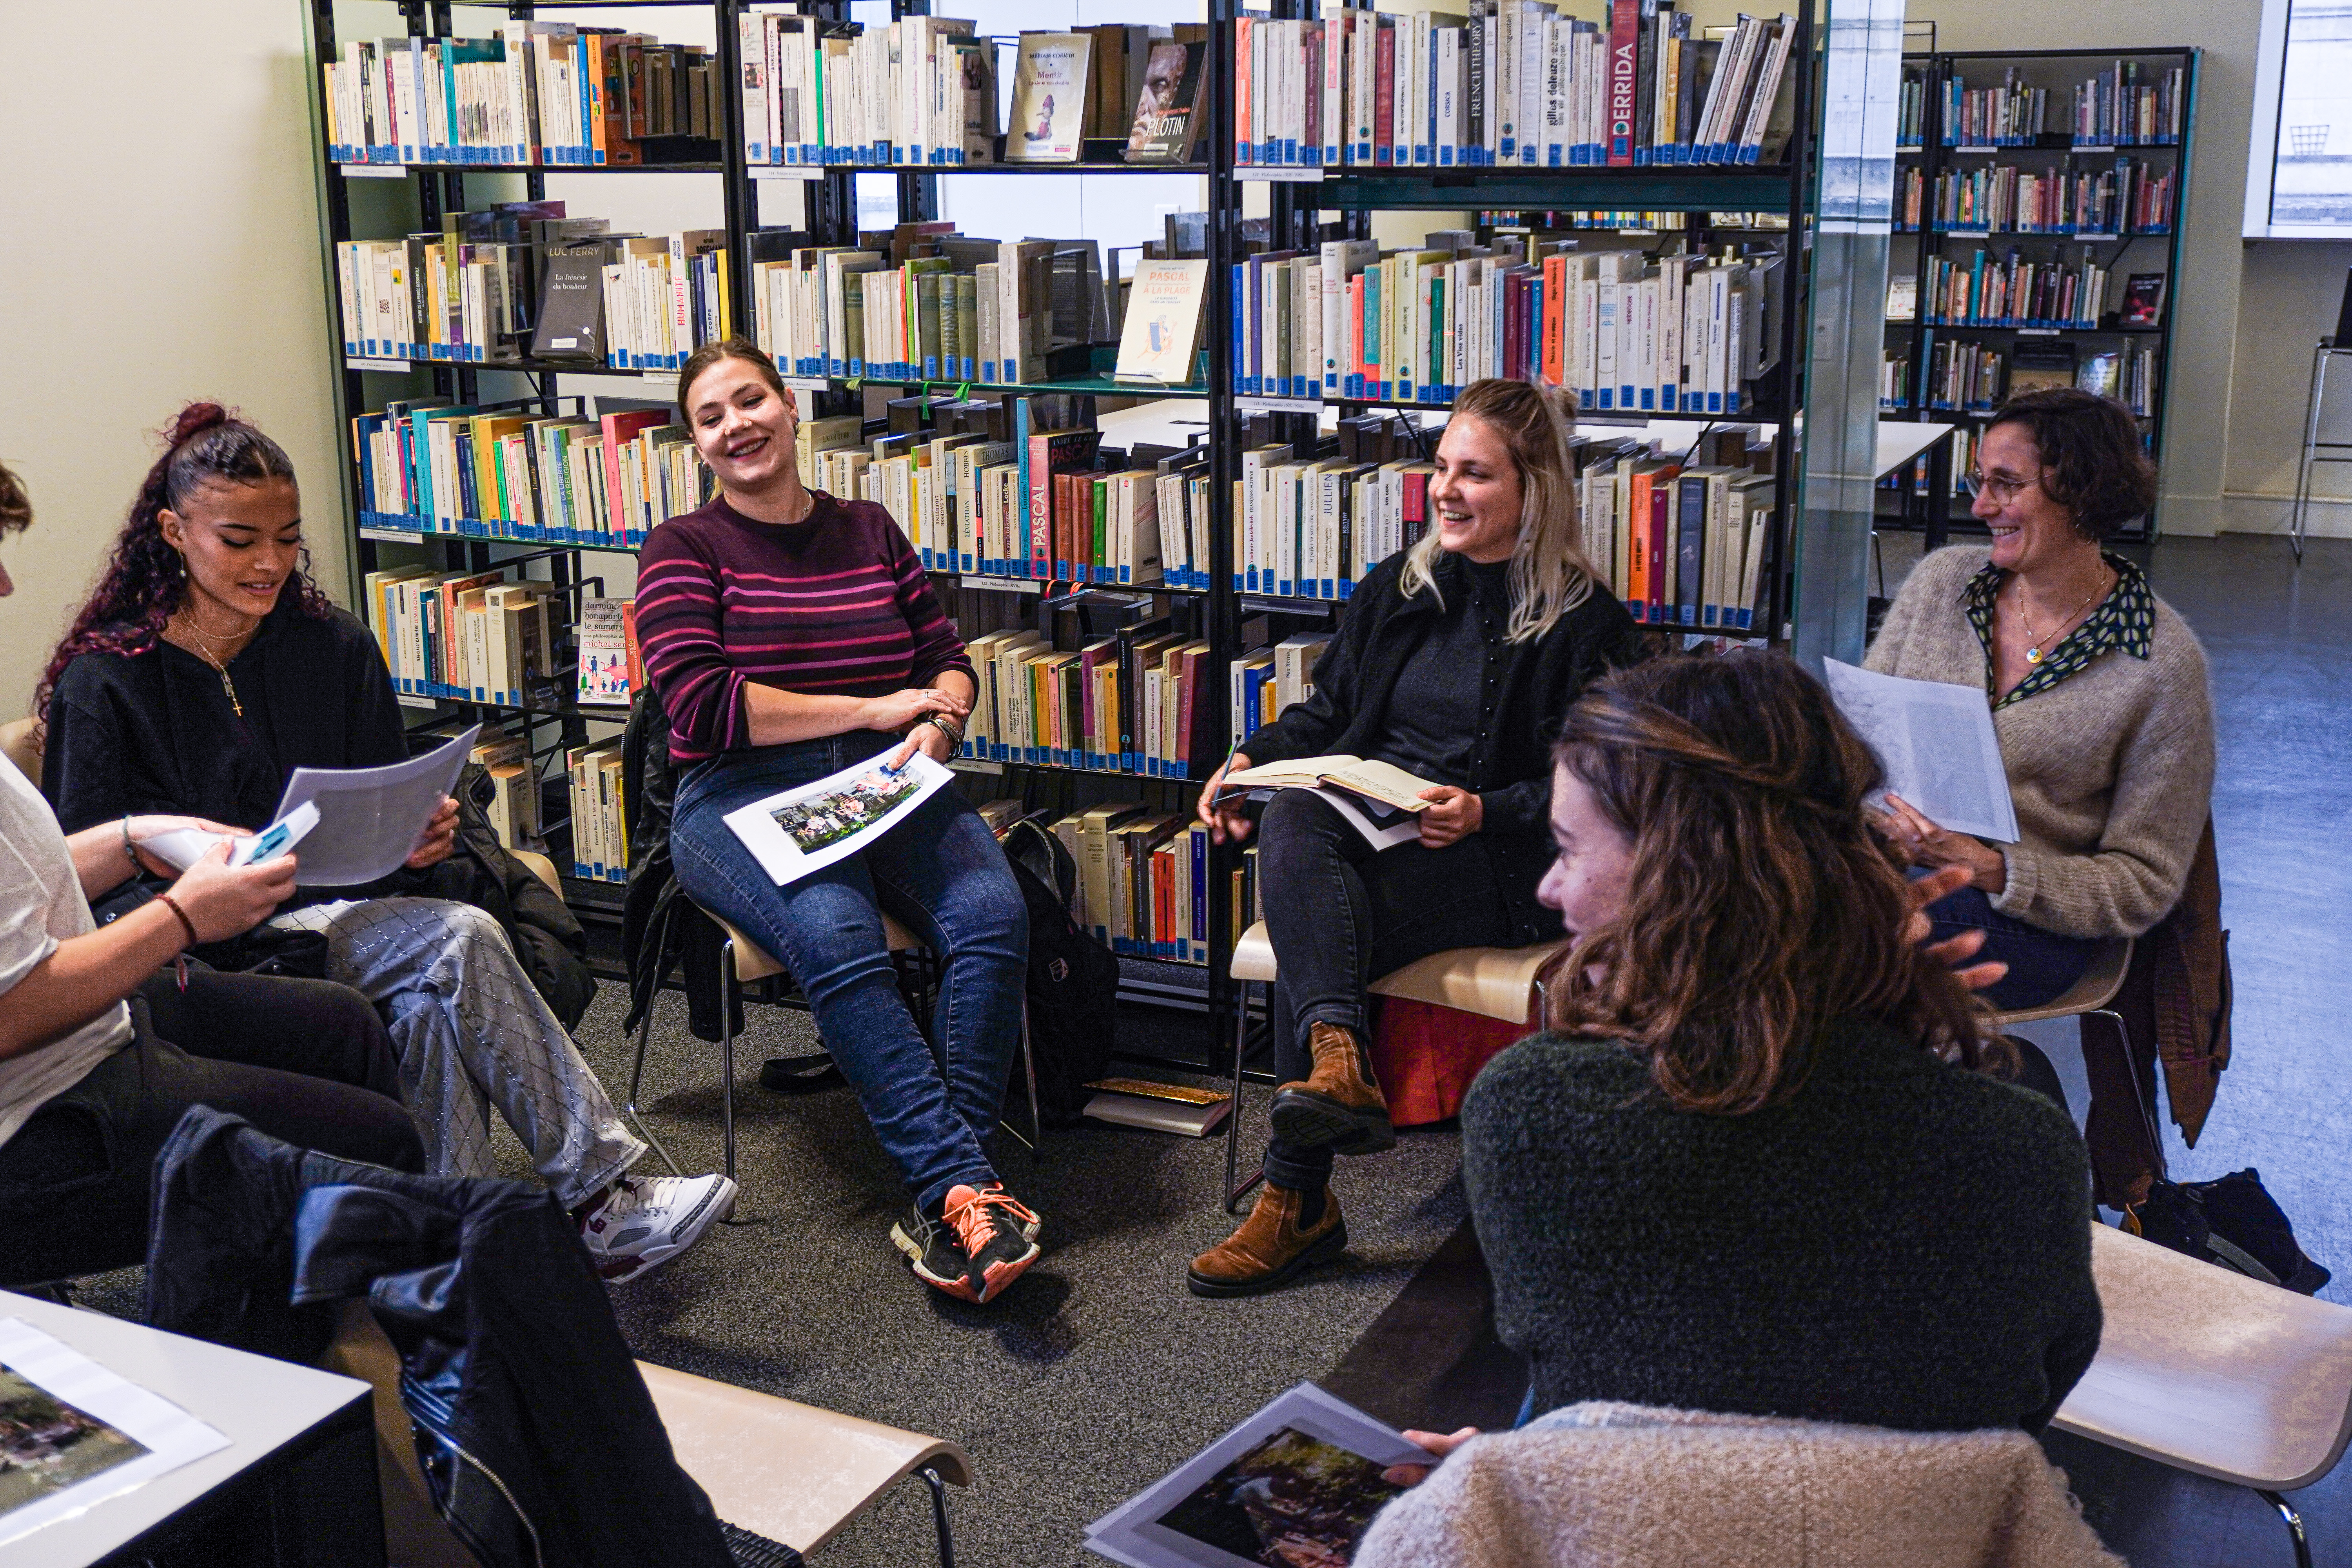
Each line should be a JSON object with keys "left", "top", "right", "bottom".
{"left": 1188, "top": 379, "right": 1643, "bottom": 1298}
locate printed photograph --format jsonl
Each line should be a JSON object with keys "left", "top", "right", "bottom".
{"left": 768, "top": 766, "right": 923, "bottom": 854}
{"left": 0, "top": 1365, "right": 149, "bottom": 1518}
{"left": 1153, "top": 1427, "right": 1402, "bottom": 1568}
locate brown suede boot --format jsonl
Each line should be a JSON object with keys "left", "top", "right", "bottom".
{"left": 1186, "top": 1183, "right": 1347, "bottom": 1298}
{"left": 1268, "top": 1022, "right": 1396, "bottom": 1155}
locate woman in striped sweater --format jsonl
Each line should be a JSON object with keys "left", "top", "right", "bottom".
{"left": 641, "top": 339, "right": 1040, "bottom": 1306}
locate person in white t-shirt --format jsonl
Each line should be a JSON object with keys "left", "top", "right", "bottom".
{"left": 0, "top": 460, "right": 423, "bottom": 1287}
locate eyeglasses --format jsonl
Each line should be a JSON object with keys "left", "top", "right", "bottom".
{"left": 1961, "top": 470, "right": 2042, "bottom": 505}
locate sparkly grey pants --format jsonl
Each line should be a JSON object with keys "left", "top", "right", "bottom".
{"left": 271, "top": 897, "right": 644, "bottom": 1207}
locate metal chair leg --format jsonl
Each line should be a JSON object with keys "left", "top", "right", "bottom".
{"left": 1224, "top": 978, "right": 1265, "bottom": 1216}
{"left": 1005, "top": 1000, "right": 1043, "bottom": 1164}
{"left": 2258, "top": 1490, "right": 2312, "bottom": 1568}
{"left": 625, "top": 970, "right": 686, "bottom": 1180}
{"left": 720, "top": 939, "right": 739, "bottom": 1186}
{"left": 917, "top": 1465, "right": 957, "bottom": 1568}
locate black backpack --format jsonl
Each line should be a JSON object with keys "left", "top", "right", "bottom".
{"left": 2127, "top": 1167, "right": 2332, "bottom": 1295}
{"left": 1000, "top": 818, "right": 1120, "bottom": 1128}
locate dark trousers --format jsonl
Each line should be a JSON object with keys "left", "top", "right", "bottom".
{"left": 1256, "top": 791, "right": 1515, "bottom": 1192}
{"left": 0, "top": 967, "right": 423, "bottom": 1286}
{"left": 1925, "top": 885, "right": 2099, "bottom": 1012}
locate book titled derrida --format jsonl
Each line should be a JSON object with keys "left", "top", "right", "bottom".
{"left": 1114, "top": 260, "right": 1208, "bottom": 386}
{"left": 1006, "top": 33, "right": 1091, "bottom": 163}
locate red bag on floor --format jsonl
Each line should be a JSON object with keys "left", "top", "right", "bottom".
{"left": 1367, "top": 997, "right": 1530, "bottom": 1127}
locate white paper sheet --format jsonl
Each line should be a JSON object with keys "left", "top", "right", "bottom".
{"left": 1823, "top": 660, "right": 2019, "bottom": 843}
{"left": 721, "top": 747, "right": 954, "bottom": 886}
{"left": 272, "top": 725, "right": 481, "bottom": 886}
{"left": 1083, "top": 1382, "right": 1436, "bottom": 1568}
{"left": 0, "top": 1318, "right": 229, "bottom": 1548}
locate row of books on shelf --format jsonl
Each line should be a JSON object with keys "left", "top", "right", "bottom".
{"left": 1881, "top": 340, "right": 2161, "bottom": 417}
{"left": 1942, "top": 63, "right": 2186, "bottom": 149}
{"left": 742, "top": 19, "right": 1208, "bottom": 167}
{"left": 368, "top": 554, "right": 656, "bottom": 719}
{"left": 333, "top": 201, "right": 733, "bottom": 369}
{"left": 1035, "top": 805, "right": 1219, "bottom": 963}
{"left": 966, "top": 621, "right": 1221, "bottom": 781}
{"left": 365, "top": 568, "right": 562, "bottom": 706}
{"left": 1573, "top": 426, "right": 1776, "bottom": 629}
{"left": 1896, "top": 156, "right": 2175, "bottom": 237}
{"left": 1233, "top": 2, "right": 1799, "bottom": 170}
{"left": 354, "top": 399, "right": 716, "bottom": 546}
{"left": 1234, "top": 230, "right": 1781, "bottom": 415}
{"left": 843, "top": 427, "right": 1214, "bottom": 592}
{"left": 323, "top": 25, "right": 724, "bottom": 167}
{"left": 750, "top": 232, "right": 1065, "bottom": 387}
{"left": 567, "top": 742, "right": 631, "bottom": 884}
{"left": 1897, "top": 252, "right": 2165, "bottom": 332}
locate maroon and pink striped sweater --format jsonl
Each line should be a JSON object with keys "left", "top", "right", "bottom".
{"left": 636, "top": 492, "right": 975, "bottom": 761}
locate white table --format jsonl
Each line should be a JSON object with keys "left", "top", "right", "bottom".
{"left": 0, "top": 1291, "right": 379, "bottom": 1568}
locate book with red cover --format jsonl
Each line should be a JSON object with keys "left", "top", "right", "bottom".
{"left": 597, "top": 410, "right": 669, "bottom": 539}
{"left": 1607, "top": 0, "right": 1640, "bottom": 166}
{"left": 1027, "top": 429, "right": 1102, "bottom": 580}
{"left": 1375, "top": 22, "right": 1396, "bottom": 165}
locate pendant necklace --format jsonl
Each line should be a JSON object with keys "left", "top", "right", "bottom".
{"left": 175, "top": 610, "right": 251, "bottom": 717}
{"left": 2010, "top": 569, "right": 2108, "bottom": 665}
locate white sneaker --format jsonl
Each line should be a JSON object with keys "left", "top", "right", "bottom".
{"left": 576, "top": 1172, "right": 737, "bottom": 1284}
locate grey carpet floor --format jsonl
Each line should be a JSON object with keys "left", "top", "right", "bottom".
{"left": 541, "top": 990, "right": 1461, "bottom": 1567}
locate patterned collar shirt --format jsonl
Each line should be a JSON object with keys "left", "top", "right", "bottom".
{"left": 1960, "top": 550, "right": 2156, "bottom": 709}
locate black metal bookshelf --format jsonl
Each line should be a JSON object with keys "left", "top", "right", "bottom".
{"left": 1879, "top": 45, "right": 2199, "bottom": 545}
{"left": 306, "top": 0, "right": 1833, "bottom": 1073}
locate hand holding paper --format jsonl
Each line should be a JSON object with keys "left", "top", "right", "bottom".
{"left": 1821, "top": 661, "right": 2019, "bottom": 844}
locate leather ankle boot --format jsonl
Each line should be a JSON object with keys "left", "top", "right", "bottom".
{"left": 1269, "top": 1022, "right": 1396, "bottom": 1155}
{"left": 1186, "top": 1183, "right": 1346, "bottom": 1298}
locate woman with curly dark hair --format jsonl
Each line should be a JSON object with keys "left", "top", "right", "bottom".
{"left": 38, "top": 403, "right": 735, "bottom": 1284}
{"left": 1449, "top": 652, "right": 2098, "bottom": 1447}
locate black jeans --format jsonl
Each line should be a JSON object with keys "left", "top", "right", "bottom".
{"left": 1256, "top": 791, "right": 1515, "bottom": 1191}
{"left": 0, "top": 967, "right": 423, "bottom": 1286}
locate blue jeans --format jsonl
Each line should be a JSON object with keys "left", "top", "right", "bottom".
{"left": 1925, "top": 885, "right": 2097, "bottom": 1012}
{"left": 671, "top": 733, "right": 1029, "bottom": 1212}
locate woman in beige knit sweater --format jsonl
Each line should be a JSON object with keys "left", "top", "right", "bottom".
{"left": 1866, "top": 387, "right": 2214, "bottom": 1010}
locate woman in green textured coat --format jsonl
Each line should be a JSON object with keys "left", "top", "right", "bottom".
{"left": 1453, "top": 652, "right": 2100, "bottom": 1443}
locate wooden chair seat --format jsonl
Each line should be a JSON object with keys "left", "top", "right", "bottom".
{"left": 1988, "top": 937, "right": 2134, "bottom": 1028}
{"left": 1230, "top": 920, "right": 1562, "bottom": 1027}
{"left": 638, "top": 1359, "right": 970, "bottom": 1558}
{"left": 712, "top": 909, "right": 926, "bottom": 984}
{"left": 2057, "top": 1222, "right": 2352, "bottom": 1492}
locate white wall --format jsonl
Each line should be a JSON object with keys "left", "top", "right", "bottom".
{"left": 0, "top": 1, "right": 349, "bottom": 720}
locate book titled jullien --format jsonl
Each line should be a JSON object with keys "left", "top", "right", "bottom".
{"left": 1114, "top": 260, "right": 1209, "bottom": 386}
{"left": 1007, "top": 33, "right": 1091, "bottom": 163}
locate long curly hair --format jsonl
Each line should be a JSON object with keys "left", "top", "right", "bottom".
{"left": 1541, "top": 652, "right": 1991, "bottom": 1114}
{"left": 34, "top": 403, "right": 328, "bottom": 723}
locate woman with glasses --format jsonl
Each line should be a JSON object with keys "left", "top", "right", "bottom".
{"left": 1865, "top": 387, "right": 2214, "bottom": 1010}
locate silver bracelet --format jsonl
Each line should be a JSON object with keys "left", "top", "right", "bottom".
{"left": 121, "top": 816, "right": 140, "bottom": 873}
{"left": 920, "top": 713, "right": 964, "bottom": 744}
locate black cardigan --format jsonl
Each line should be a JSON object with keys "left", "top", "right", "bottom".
{"left": 1238, "top": 551, "right": 1644, "bottom": 943}
{"left": 1464, "top": 1023, "right": 2102, "bottom": 1434}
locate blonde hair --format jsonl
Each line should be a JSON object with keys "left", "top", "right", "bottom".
{"left": 1398, "top": 378, "right": 1601, "bottom": 642}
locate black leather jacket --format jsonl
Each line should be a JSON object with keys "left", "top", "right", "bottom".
{"left": 143, "top": 1108, "right": 733, "bottom": 1568}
